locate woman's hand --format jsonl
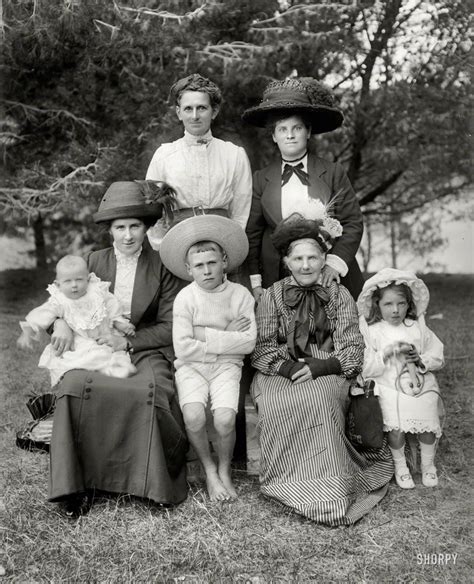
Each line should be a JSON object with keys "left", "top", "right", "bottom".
{"left": 252, "top": 286, "right": 264, "bottom": 303}
{"left": 226, "top": 316, "right": 251, "bottom": 332}
{"left": 320, "top": 265, "right": 340, "bottom": 287}
{"left": 114, "top": 320, "right": 136, "bottom": 337}
{"left": 97, "top": 335, "right": 127, "bottom": 352}
{"left": 291, "top": 364, "right": 313, "bottom": 384}
{"left": 51, "top": 319, "right": 74, "bottom": 356}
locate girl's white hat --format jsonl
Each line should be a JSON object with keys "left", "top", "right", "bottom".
{"left": 357, "top": 268, "right": 430, "bottom": 318}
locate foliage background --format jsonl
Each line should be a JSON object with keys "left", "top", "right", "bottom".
{"left": 0, "top": 3, "right": 472, "bottom": 580}
{"left": 1, "top": 0, "right": 471, "bottom": 268}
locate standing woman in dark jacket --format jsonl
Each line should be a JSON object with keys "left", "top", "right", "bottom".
{"left": 242, "top": 78, "right": 364, "bottom": 302}
{"left": 49, "top": 181, "right": 188, "bottom": 517}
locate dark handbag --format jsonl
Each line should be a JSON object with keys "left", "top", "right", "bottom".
{"left": 346, "top": 378, "right": 384, "bottom": 449}
{"left": 16, "top": 393, "right": 56, "bottom": 453}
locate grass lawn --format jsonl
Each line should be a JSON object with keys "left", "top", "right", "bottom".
{"left": 1, "top": 270, "right": 472, "bottom": 583}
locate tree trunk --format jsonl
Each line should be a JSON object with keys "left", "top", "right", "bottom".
{"left": 348, "top": 0, "right": 403, "bottom": 185}
{"left": 33, "top": 213, "right": 47, "bottom": 268}
{"left": 363, "top": 215, "right": 372, "bottom": 274}
{"left": 390, "top": 202, "right": 397, "bottom": 269}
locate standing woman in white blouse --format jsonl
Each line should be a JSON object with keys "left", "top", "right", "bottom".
{"left": 243, "top": 78, "right": 364, "bottom": 301}
{"left": 48, "top": 182, "right": 188, "bottom": 517}
{"left": 146, "top": 73, "right": 253, "bottom": 245}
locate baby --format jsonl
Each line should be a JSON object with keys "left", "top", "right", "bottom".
{"left": 18, "top": 255, "right": 136, "bottom": 385}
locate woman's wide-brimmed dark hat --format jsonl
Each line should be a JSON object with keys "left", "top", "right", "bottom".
{"left": 93, "top": 181, "right": 176, "bottom": 224}
{"left": 242, "top": 78, "right": 343, "bottom": 134}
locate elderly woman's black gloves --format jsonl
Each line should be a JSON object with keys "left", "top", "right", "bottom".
{"left": 279, "top": 357, "right": 342, "bottom": 380}
{"left": 304, "top": 357, "right": 341, "bottom": 378}
{"left": 279, "top": 360, "right": 307, "bottom": 379}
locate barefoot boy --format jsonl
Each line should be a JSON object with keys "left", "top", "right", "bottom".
{"left": 160, "top": 215, "right": 256, "bottom": 501}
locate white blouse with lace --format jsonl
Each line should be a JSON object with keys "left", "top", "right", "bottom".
{"left": 146, "top": 130, "right": 252, "bottom": 229}
{"left": 113, "top": 244, "right": 141, "bottom": 318}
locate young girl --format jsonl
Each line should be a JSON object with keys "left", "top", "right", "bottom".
{"left": 357, "top": 268, "right": 444, "bottom": 489}
{"left": 18, "top": 255, "right": 136, "bottom": 385}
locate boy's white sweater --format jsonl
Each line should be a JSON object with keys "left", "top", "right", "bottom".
{"left": 172, "top": 280, "right": 256, "bottom": 369}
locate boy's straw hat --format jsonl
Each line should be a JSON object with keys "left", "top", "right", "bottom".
{"left": 159, "top": 215, "right": 249, "bottom": 281}
{"left": 242, "top": 78, "right": 343, "bottom": 134}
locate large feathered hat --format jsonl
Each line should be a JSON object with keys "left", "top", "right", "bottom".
{"left": 242, "top": 77, "right": 343, "bottom": 134}
{"left": 93, "top": 181, "right": 178, "bottom": 224}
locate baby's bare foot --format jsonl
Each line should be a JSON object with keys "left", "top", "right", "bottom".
{"left": 205, "top": 471, "right": 230, "bottom": 502}
{"left": 218, "top": 469, "right": 238, "bottom": 499}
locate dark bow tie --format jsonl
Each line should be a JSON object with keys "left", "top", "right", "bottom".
{"left": 283, "top": 283, "right": 331, "bottom": 358}
{"left": 281, "top": 162, "right": 310, "bottom": 187}
{"left": 196, "top": 138, "right": 209, "bottom": 145}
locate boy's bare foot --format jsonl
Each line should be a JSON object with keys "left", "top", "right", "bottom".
{"left": 218, "top": 469, "right": 238, "bottom": 499}
{"left": 205, "top": 470, "right": 230, "bottom": 501}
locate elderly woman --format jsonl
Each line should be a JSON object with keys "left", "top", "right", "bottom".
{"left": 243, "top": 78, "right": 364, "bottom": 301}
{"left": 251, "top": 213, "right": 392, "bottom": 525}
{"left": 146, "top": 73, "right": 252, "bottom": 240}
{"left": 49, "top": 182, "right": 188, "bottom": 517}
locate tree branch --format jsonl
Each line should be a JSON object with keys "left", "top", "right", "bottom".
{"left": 4, "top": 100, "right": 92, "bottom": 127}
{"left": 358, "top": 170, "right": 404, "bottom": 206}
{"left": 118, "top": 3, "right": 208, "bottom": 21}
{"left": 362, "top": 180, "right": 471, "bottom": 216}
{"left": 348, "top": 0, "right": 403, "bottom": 184}
{"left": 0, "top": 162, "right": 102, "bottom": 216}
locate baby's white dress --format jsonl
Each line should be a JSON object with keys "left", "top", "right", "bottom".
{"left": 21, "top": 274, "right": 136, "bottom": 385}
{"left": 361, "top": 319, "right": 444, "bottom": 437}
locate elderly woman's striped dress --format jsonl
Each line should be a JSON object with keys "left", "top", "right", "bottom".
{"left": 251, "top": 277, "right": 393, "bottom": 526}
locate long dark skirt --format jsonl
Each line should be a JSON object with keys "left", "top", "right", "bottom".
{"left": 49, "top": 349, "right": 188, "bottom": 506}
{"left": 251, "top": 372, "right": 393, "bottom": 526}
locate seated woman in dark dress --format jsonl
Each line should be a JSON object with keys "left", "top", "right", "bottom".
{"left": 49, "top": 181, "right": 188, "bottom": 516}
{"left": 251, "top": 213, "right": 393, "bottom": 526}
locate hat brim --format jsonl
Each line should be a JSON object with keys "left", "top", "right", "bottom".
{"left": 93, "top": 204, "right": 162, "bottom": 224}
{"left": 357, "top": 268, "right": 430, "bottom": 318}
{"left": 160, "top": 215, "right": 249, "bottom": 281}
{"left": 242, "top": 104, "right": 343, "bottom": 134}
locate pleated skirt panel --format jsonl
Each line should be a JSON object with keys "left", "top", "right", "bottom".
{"left": 251, "top": 373, "right": 393, "bottom": 526}
{"left": 49, "top": 352, "right": 188, "bottom": 506}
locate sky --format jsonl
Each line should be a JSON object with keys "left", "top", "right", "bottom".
{"left": 357, "top": 216, "right": 473, "bottom": 274}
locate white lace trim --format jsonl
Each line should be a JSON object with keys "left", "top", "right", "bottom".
{"left": 113, "top": 243, "right": 142, "bottom": 266}
{"left": 47, "top": 274, "right": 111, "bottom": 331}
{"left": 113, "top": 245, "right": 141, "bottom": 317}
{"left": 183, "top": 129, "right": 213, "bottom": 146}
{"left": 383, "top": 423, "right": 442, "bottom": 438}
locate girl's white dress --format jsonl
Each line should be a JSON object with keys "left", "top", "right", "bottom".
{"left": 357, "top": 268, "right": 444, "bottom": 438}
{"left": 21, "top": 274, "right": 136, "bottom": 385}
{"left": 361, "top": 319, "right": 443, "bottom": 436}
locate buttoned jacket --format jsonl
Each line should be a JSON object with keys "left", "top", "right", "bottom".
{"left": 246, "top": 154, "right": 364, "bottom": 297}
{"left": 87, "top": 240, "right": 182, "bottom": 360}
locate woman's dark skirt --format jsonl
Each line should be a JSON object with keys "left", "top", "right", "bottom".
{"left": 49, "top": 349, "right": 188, "bottom": 506}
